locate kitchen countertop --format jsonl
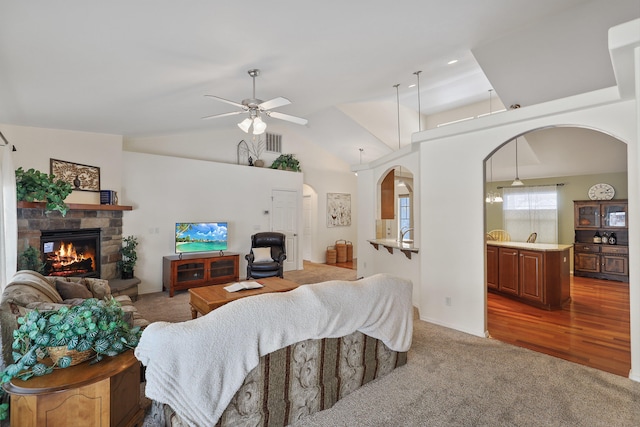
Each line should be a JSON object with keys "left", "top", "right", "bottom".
{"left": 486, "top": 241, "right": 572, "bottom": 252}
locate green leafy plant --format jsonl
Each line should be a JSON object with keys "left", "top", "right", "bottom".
{"left": 15, "top": 167, "right": 73, "bottom": 216}
{"left": 117, "top": 235, "right": 138, "bottom": 279}
{"left": 17, "top": 246, "right": 45, "bottom": 274}
{"left": 0, "top": 297, "right": 141, "bottom": 420}
{"left": 270, "top": 154, "right": 301, "bottom": 172}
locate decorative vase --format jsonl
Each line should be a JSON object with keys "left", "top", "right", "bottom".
{"left": 121, "top": 270, "right": 134, "bottom": 280}
{"left": 254, "top": 159, "right": 265, "bottom": 167}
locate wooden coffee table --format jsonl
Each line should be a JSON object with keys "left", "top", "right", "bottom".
{"left": 189, "top": 276, "right": 300, "bottom": 318}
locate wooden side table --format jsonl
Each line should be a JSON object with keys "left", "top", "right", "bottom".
{"left": 3, "top": 350, "right": 144, "bottom": 427}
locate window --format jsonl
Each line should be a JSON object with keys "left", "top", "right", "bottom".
{"left": 503, "top": 186, "right": 558, "bottom": 243}
{"left": 398, "top": 195, "right": 411, "bottom": 240}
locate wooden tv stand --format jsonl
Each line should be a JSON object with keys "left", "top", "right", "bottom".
{"left": 162, "top": 252, "right": 240, "bottom": 297}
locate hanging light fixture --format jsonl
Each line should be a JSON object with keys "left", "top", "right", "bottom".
{"left": 394, "top": 83, "right": 401, "bottom": 149}
{"left": 486, "top": 157, "right": 503, "bottom": 204}
{"left": 511, "top": 137, "right": 524, "bottom": 186}
{"left": 413, "top": 71, "right": 422, "bottom": 132}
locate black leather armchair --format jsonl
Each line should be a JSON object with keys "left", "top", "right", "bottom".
{"left": 245, "top": 232, "right": 287, "bottom": 279}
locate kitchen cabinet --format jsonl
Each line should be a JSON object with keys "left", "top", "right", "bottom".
{"left": 574, "top": 200, "right": 628, "bottom": 282}
{"left": 486, "top": 244, "right": 499, "bottom": 290}
{"left": 487, "top": 242, "right": 571, "bottom": 310}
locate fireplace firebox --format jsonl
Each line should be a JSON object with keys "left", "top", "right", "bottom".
{"left": 40, "top": 229, "right": 101, "bottom": 278}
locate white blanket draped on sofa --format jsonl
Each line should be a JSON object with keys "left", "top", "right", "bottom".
{"left": 135, "top": 273, "right": 413, "bottom": 427}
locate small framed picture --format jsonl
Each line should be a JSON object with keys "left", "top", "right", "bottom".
{"left": 50, "top": 159, "right": 100, "bottom": 192}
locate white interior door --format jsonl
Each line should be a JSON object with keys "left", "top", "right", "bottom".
{"left": 272, "top": 189, "right": 298, "bottom": 271}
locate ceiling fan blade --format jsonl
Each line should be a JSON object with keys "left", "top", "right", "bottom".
{"left": 204, "top": 95, "right": 246, "bottom": 109}
{"left": 202, "top": 111, "right": 245, "bottom": 120}
{"left": 267, "top": 111, "right": 308, "bottom": 126}
{"left": 258, "top": 97, "right": 291, "bottom": 110}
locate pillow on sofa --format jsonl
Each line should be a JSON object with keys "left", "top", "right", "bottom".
{"left": 252, "top": 247, "right": 272, "bottom": 263}
{"left": 55, "top": 279, "right": 93, "bottom": 300}
{"left": 4, "top": 271, "right": 64, "bottom": 304}
{"left": 82, "top": 278, "right": 111, "bottom": 300}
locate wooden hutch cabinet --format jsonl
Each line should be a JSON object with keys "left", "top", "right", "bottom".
{"left": 163, "top": 252, "right": 239, "bottom": 297}
{"left": 574, "top": 200, "right": 628, "bottom": 282}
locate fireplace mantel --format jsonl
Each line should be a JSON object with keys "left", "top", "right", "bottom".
{"left": 17, "top": 201, "right": 133, "bottom": 211}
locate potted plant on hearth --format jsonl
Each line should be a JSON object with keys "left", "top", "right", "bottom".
{"left": 17, "top": 246, "right": 45, "bottom": 274}
{"left": 117, "top": 235, "right": 138, "bottom": 280}
{"left": 15, "top": 167, "right": 73, "bottom": 216}
{"left": 0, "top": 297, "right": 142, "bottom": 420}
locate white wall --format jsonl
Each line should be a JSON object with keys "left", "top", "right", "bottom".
{"left": 2, "top": 124, "right": 123, "bottom": 204}
{"left": 125, "top": 123, "right": 358, "bottom": 265}
{"left": 356, "top": 87, "right": 639, "bottom": 379}
{"left": 354, "top": 147, "right": 421, "bottom": 307}
{"left": 121, "top": 151, "right": 304, "bottom": 294}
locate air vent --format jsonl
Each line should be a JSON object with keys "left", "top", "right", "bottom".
{"left": 265, "top": 133, "right": 282, "bottom": 153}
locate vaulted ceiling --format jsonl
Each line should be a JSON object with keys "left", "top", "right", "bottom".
{"left": 0, "top": 1, "right": 638, "bottom": 174}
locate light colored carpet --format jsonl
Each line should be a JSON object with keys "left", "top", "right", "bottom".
{"left": 294, "top": 318, "right": 640, "bottom": 427}
{"left": 137, "top": 263, "right": 640, "bottom": 427}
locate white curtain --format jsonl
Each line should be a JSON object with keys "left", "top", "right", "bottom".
{"left": 0, "top": 145, "right": 17, "bottom": 292}
{"left": 503, "top": 186, "right": 558, "bottom": 243}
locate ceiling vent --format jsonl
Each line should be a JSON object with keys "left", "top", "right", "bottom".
{"left": 265, "top": 133, "right": 282, "bottom": 153}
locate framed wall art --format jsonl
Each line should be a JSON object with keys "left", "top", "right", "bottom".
{"left": 327, "top": 193, "right": 351, "bottom": 227}
{"left": 50, "top": 159, "right": 100, "bottom": 192}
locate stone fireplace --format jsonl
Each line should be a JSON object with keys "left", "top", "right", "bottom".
{"left": 17, "top": 202, "right": 127, "bottom": 280}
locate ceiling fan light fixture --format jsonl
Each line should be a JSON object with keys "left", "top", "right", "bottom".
{"left": 238, "top": 117, "right": 252, "bottom": 133}
{"left": 252, "top": 116, "right": 266, "bottom": 135}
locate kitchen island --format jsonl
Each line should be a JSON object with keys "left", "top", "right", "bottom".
{"left": 486, "top": 241, "right": 572, "bottom": 310}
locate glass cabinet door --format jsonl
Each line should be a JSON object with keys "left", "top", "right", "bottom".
{"left": 602, "top": 202, "right": 627, "bottom": 228}
{"left": 575, "top": 203, "right": 600, "bottom": 228}
{"left": 176, "top": 261, "right": 205, "bottom": 283}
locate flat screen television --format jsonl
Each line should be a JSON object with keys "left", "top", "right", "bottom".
{"left": 175, "top": 222, "right": 228, "bottom": 254}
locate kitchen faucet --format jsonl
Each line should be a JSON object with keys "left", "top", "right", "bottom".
{"left": 399, "top": 227, "right": 414, "bottom": 242}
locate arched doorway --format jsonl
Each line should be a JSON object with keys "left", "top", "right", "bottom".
{"left": 484, "top": 126, "right": 630, "bottom": 376}
{"left": 377, "top": 165, "right": 414, "bottom": 242}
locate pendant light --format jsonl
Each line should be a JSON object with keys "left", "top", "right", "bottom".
{"left": 393, "top": 83, "right": 404, "bottom": 186}
{"left": 413, "top": 71, "right": 422, "bottom": 132}
{"left": 394, "top": 83, "right": 401, "bottom": 149}
{"left": 511, "top": 138, "right": 524, "bottom": 186}
{"left": 486, "top": 157, "right": 503, "bottom": 203}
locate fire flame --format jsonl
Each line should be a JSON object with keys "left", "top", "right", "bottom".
{"left": 48, "top": 241, "right": 95, "bottom": 271}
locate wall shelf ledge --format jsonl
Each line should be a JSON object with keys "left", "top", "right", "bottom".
{"left": 368, "top": 239, "right": 419, "bottom": 259}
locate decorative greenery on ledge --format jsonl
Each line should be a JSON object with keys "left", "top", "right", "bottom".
{"left": 15, "top": 167, "right": 73, "bottom": 216}
{"left": 270, "top": 154, "right": 302, "bottom": 172}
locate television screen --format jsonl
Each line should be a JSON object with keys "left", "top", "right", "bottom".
{"left": 175, "top": 222, "right": 228, "bottom": 253}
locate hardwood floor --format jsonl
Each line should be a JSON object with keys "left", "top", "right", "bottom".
{"left": 488, "top": 275, "right": 631, "bottom": 377}
{"left": 332, "top": 259, "right": 356, "bottom": 270}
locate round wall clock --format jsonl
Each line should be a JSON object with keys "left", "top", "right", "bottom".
{"left": 588, "top": 183, "right": 615, "bottom": 200}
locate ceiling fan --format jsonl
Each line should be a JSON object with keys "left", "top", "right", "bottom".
{"left": 202, "top": 69, "right": 308, "bottom": 135}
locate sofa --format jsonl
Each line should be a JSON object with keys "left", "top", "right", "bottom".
{"left": 0, "top": 270, "right": 150, "bottom": 367}
{"left": 136, "top": 273, "right": 413, "bottom": 427}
